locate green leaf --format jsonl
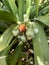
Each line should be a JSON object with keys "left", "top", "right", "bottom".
{"left": 0, "top": 10, "right": 17, "bottom": 23}
{"left": 7, "top": 41, "right": 23, "bottom": 65}
{"left": 0, "top": 56, "right": 7, "bottom": 65}
{"left": 26, "top": 0, "right": 31, "bottom": 17}
{"left": 0, "top": 24, "right": 16, "bottom": 52}
{"left": 2, "top": 0, "right": 19, "bottom": 20}
{"left": 30, "top": 5, "right": 36, "bottom": 15}
{"left": 34, "top": 14, "right": 49, "bottom": 26}
{"left": 39, "top": 5, "right": 49, "bottom": 15}
{"left": 2, "top": 0, "right": 17, "bottom": 15}
{"left": 34, "top": 0, "right": 40, "bottom": 16}
{"left": 17, "top": 61, "right": 24, "bottom": 65}
{"left": 32, "top": 22, "right": 49, "bottom": 65}
{"left": 18, "top": 0, "right": 24, "bottom": 21}
{"left": 0, "top": 38, "right": 17, "bottom": 56}
{"left": 0, "top": 1, "right": 3, "bottom": 9}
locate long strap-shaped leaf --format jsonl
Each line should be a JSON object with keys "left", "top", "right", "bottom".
{"left": 34, "top": 0, "right": 40, "bottom": 16}
{"left": 7, "top": 41, "right": 23, "bottom": 65}
{"left": 2, "top": 0, "right": 17, "bottom": 15}
{"left": 26, "top": 0, "right": 31, "bottom": 17}
{"left": 39, "top": 5, "right": 49, "bottom": 15}
{"left": 2, "top": 0, "right": 19, "bottom": 20}
{"left": 0, "top": 56, "right": 7, "bottom": 65}
{"left": 0, "top": 38, "right": 17, "bottom": 65}
{"left": 18, "top": 0, "right": 24, "bottom": 21}
{"left": 0, "top": 38, "right": 16, "bottom": 56}
{"left": 32, "top": 22, "right": 49, "bottom": 65}
{"left": 0, "top": 10, "right": 17, "bottom": 23}
{"left": 34, "top": 14, "right": 49, "bottom": 27}
{"left": 0, "top": 24, "right": 16, "bottom": 52}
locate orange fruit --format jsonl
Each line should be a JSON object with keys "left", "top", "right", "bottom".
{"left": 19, "top": 24, "right": 26, "bottom": 32}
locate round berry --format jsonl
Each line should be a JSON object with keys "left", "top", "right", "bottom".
{"left": 19, "top": 24, "right": 26, "bottom": 32}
